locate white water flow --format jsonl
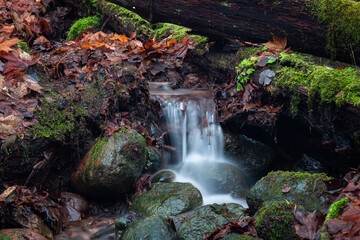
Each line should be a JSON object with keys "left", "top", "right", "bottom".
{"left": 150, "top": 83, "right": 247, "bottom": 207}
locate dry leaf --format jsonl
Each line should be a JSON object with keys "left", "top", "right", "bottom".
{"left": 0, "top": 38, "right": 21, "bottom": 53}
{"left": 263, "top": 33, "right": 287, "bottom": 50}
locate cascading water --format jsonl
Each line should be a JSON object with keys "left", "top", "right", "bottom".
{"left": 151, "top": 83, "right": 248, "bottom": 207}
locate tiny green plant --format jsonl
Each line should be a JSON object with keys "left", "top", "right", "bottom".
{"left": 235, "top": 57, "right": 258, "bottom": 91}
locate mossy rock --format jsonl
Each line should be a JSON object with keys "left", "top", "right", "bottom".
{"left": 143, "top": 146, "right": 163, "bottom": 173}
{"left": 222, "top": 234, "right": 260, "bottom": 240}
{"left": 121, "top": 215, "right": 175, "bottom": 240}
{"left": 255, "top": 201, "right": 304, "bottom": 240}
{"left": 246, "top": 171, "right": 332, "bottom": 213}
{"left": 130, "top": 182, "right": 202, "bottom": 217}
{"left": 174, "top": 203, "right": 245, "bottom": 240}
{"left": 152, "top": 170, "right": 176, "bottom": 183}
{"left": 66, "top": 16, "right": 101, "bottom": 41}
{"left": 70, "top": 128, "right": 147, "bottom": 198}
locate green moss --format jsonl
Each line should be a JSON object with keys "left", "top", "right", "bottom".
{"left": 66, "top": 16, "right": 101, "bottom": 41}
{"left": 275, "top": 53, "right": 360, "bottom": 113}
{"left": 152, "top": 23, "right": 190, "bottom": 40}
{"left": 248, "top": 171, "right": 331, "bottom": 213}
{"left": 100, "top": 1, "right": 153, "bottom": 38}
{"left": 14, "top": 41, "right": 29, "bottom": 53}
{"left": 152, "top": 23, "right": 208, "bottom": 53}
{"left": 307, "top": 0, "right": 360, "bottom": 60}
{"left": 236, "top": 47, "right": 262, "bottom": 61}
{"left": 91, "top": 137, "right": 106, "bottom": 159}
{"left": 31, "top": 98, "right": 87, "bottom": 141}
{"left": 255, "top": 201, "right": 300, "bottom": 240}
{"left": 325, "top": 196, "right": 350, "bottom": 223}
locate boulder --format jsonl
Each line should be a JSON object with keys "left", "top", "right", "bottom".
{"left": 173, "top": 203, "right": 245, "bottom": 240}
{"left": 60, "top": 192, "right": 89, "bottom": 222}
{"left": 71, "top": 128, "right": 147, "bottom": 198}
{"left": 255, "top": 201, "right": 305, "bottom": 240}
{"left": 246, "top": 171, "right": 332, "bottom": 213}
{"left": 121, "top": 215, "right": 175, "bottom": 240}
{"left": 152, "top": 170, "right": 176, "bottom": 183}
{"left": 143, "top": 146, "right": 163, "bottom": 173}
{"left": 179, "top": 161, "right": 249, "bottom": 198}
{"left": 0, "top": 228, "right": 47, "bottom": 240}
{"left": 223, "top": 131, "right": 275, "bottom": 174}
{"left": 130, "top": 182, "right": 202, "bottom": 217}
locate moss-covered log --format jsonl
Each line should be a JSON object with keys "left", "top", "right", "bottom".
{"left": 105, "top": 0, "right": 360, "bottom": 64}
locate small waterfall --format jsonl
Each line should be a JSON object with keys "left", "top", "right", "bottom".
{"left": 151, "top": 83, "right": 247, "bottom": 207}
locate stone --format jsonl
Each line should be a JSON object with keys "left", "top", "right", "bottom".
{"left": 174, "top": 203, "right": 245, "bottom": 240}
{"left": 152, "top": 170, "right": 176, "bottom": 183}
{"left": 121, "top": 215, "right": 175, "bottom": 240}
{"left": 246, "top": 171, "right": 332, "bottom": 214}
{"left": 255, "top": 201, "right": 304, "bottom": 240}
{"left": 60, "top": 192, "right": 89, "bottom": 222}
{"left": 130, "top": 182, "right": 202, "bottom": 217}
{"left": 223, "top": 130, "right": 274, "bottom": 174}
{"left": 179, "top": 161, "right": 249, "bottom": 198}
{"left": 259, "top": 69, "right": 275, "bottom": 86}
{"left": 71, "top": 128, "right": 147, "bottom": 198}
{"left": 143, "top": 146, "right": 163, "bottom": 173}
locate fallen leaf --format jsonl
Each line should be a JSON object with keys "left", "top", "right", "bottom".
{"left": 0, "top": 38, "right": 21, "bottom": 53}
{"left": 263, "top": 33, "right": 287, "bottom": 50}
{"left": 282, "top": 184, "right": 291, "bottom": 193}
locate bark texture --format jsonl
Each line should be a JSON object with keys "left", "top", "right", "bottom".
{"left": 105, "top": 0, "right": 358, "bottom": 63}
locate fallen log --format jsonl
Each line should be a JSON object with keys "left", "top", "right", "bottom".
{"left": 105, "top": 0, "right": 360, "bottom": 64}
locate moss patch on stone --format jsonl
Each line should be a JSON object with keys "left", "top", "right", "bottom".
{"left": 247, "top": 171, "right": 332, "bottom": 213}
{"left": 307, "top": 0, "right": 360, "bottom": 60}
{"left": 325, "top": 196, "right": 350, "bottom": 223}
{"left": 31, "top": 98, "right": 87, "bottom": 142}
{"left": 14, "top": 41, "right": 29, "bottom": 53}
{"left": 255, "top": 201, "right": 301, "bottom": 240}
{"left": 66, "top": 16, "right": 101, "bottom": 40}
{"left": 275, "top": 53, "right": 360, "bottom": 115}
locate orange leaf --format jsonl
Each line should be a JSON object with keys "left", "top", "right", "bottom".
{"left": 0, "top": 38, "right": 21, "bottom": 53}
{"left": 263, "top": 33, "right": 287, "bottom": 50}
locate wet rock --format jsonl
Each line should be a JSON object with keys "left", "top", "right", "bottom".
{"left": 292, "top": 154, "right": 324, "bottom": 173}
{"left": 223, "top": 130, "right": 274, "bottom": 174}
{"left": 0, "top": 228, "right": 47, "bottom": 240}
{"left": 121, "top": 215, "right": 175, "bottom": 240}
{"left": 130, "top": 182, "right": 202, "bottom": 217}
{"left": 258, "top": 69, "right": 275, "bottom": 86}
{"left": 143, "top": 146, "right": 163, "bottom": 173}
{"left": 255, "top": 201, "right": 305, "bottom": 240}
{"left": 114, "top": 213, "right": 142, "bottom": 239}
{"left": 71, "top": 128, "right": 147, "bottom": 198}
{"left": 173, "top": 203, "right": 245, "bottom": 240}
{"left": 60, "top": 192, "right": 89, "bottom": 222}
{"left": 246, "top": 171, "right": 332, "bottom": 214}
{"left": 180, "top": 161, "right": 249, "bottom": 198}
{"left": 152, "top": 170, "right": 176, "bottom": 183}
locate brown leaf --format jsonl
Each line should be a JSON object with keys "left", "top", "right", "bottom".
{"left": 293, "top": 207, "right": 319, "bottom": 239}
{"left": 282, "top": 184, "right": 291, "bottom": 193}
{"left": 33, "top": 36, "right": 49, "bottom": 45}
{"left": 263, "top": 33, "right": 287, "bottom": 50}
{"left": 0, "top": 38, "right": 21, "bottom": 53}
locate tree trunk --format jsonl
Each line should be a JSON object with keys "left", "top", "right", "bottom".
{"left": 107, "top": 0, "right": 357, "bottom": 63}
